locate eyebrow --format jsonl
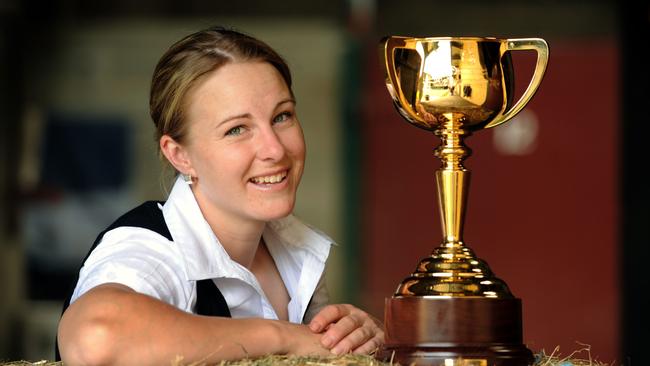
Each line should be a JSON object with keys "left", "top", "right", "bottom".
{"left": 217, "top": 113, "right": 251, "bottom": 127}
{"left": 277, "top": 98, "right": 296, "bottom": 106}
{"left": 217, "top": 98, "right": 296, "bottom": 127}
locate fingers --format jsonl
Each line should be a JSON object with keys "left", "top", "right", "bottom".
{"left": 320, "top": 309, "right": 363, "bottom": 348}
{"left": 336, "top": 318, "right": 384, "bottom": 355}
{"left": 308, "top": 304, "right": 348, "bottom": 333}
{"left": 309, "top": 304, "right": 385, "bottom": 355}
{"left": 352, "top": 336, "right": 383, "bottom": 355}
{"left": 329, "top": 321, "right": 377, "bottom": 355}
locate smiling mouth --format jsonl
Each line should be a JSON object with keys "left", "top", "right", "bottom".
{"left": 249, "top": 171, "right": 288, "bottom": 184}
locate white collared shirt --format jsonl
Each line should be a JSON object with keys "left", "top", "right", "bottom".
{"left": 71, "top": 177, "right": 333, "bottom": 323}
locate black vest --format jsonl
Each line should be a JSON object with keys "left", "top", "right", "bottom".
{"left": 55, "top": 201, "right": 231, "bottom": 361}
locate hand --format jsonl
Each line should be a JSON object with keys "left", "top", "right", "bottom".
{"left": 281, "top": 322, "right": 332, "bottom": 357}
{"left": 308, "top": 304, "right": 384, "bottom": 355}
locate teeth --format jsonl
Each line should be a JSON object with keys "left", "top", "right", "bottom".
{"left": 251, "top": 172, "right": 287, "bottom": 184}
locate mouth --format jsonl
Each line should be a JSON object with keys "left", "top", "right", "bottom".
{"left": 249, "top": 170, "right": 288, "bottom": 185}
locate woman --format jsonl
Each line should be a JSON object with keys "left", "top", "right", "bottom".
{"left": 56, "top": 26, "right": 384, "bottom": 365}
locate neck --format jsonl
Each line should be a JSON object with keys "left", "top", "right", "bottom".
{"left": 192, "top": 189, "right": 266, "bottom": 269}
{"left": 213, "top": 218, "right": 265, "bottom": 269}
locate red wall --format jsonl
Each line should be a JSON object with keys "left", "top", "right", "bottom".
{"left": 360, "top": 39, "right": 619, "bottom": 363}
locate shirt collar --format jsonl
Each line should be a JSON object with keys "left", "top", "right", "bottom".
{"left": 266, "top": 215, "right": 332, "bottom": 264}
{"left": 162, "top": 176, "right": 333, "bottom": 282}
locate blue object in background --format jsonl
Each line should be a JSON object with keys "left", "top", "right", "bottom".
{"left": 40, "top": 114, "right": 130, "bottom": 192}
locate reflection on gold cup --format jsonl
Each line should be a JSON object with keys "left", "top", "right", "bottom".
{"left": 377, "top": 37, "right": 549, "bottom": 365}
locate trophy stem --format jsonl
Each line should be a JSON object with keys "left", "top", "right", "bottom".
{"left": 434, "top": 114, "right": 472, "bottom": 247}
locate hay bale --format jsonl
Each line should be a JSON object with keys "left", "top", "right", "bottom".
{"left": 0, "top": 348, "right": 616, "bottom": 366}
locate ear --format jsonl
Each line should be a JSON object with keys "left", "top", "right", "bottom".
{"left": 160, "top": 135, "right": 195, "bottom": 176}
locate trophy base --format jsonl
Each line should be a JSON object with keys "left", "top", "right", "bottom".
{"left": 376, "top": 297, "right": 534, "bottom": 366}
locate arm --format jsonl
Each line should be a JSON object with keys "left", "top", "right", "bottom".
{"left": 58, "top": 283, "right": 329, "bottom": 366}
{"left": 308, "top": 304, "right": 385, "bottom": 355}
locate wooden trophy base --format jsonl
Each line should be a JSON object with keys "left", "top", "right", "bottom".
{"left": 376, "top": 297, "right": 533, "bottom": 366}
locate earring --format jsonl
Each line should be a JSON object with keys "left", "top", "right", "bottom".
{"left": 182, "top": 173, "right": 193, "bottom": 185}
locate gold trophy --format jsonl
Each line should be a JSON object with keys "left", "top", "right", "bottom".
{"left": 375, "top": 37, "right": 549, "bottom": 365}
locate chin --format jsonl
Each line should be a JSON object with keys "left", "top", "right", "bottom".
{"left": 267, "top": 208, "right": 294, "bottom": 221}
{"left": 253, "top": 203, "right": 295, "bottom": 222}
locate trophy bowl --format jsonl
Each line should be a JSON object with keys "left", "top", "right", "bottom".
{"left": 375, "top": 37, "right": 549, "bottom": 366}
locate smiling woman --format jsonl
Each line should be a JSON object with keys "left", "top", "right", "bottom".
{"left": 55, "top": 26, "right": 383, "bottom": 366}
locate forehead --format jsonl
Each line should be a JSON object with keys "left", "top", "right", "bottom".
{"left": 197, "top": 61, "right": 288, "bottom": 96}
{"left": 187, "top": 61, "right": 291, "bottom": 109}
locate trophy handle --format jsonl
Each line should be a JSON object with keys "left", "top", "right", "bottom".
{"left": 485, "top": 38, "right": 549, "bottom": 129}
{"left": 381, "top": 37, "right": 430, "bottom": 129}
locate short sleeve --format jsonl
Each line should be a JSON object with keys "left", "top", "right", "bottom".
{"left": 70, "top": 226, "right": 191, "bottom": 311}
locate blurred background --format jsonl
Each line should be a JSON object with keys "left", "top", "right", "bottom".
{"left": 0, "top": 0, "right": 647, "bottom": 363}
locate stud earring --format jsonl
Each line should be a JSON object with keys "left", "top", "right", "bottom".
{"left": 182, "top": 173, "right": 193, "bottom": 185}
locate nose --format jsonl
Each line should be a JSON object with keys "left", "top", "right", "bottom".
{"left": 256, "top": 126, "right": 286, "bottom": 161}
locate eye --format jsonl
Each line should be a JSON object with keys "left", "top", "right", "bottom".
{"left": 273, "top": 111, "right": 293, "bottom": 124}
{"left": 225, "top": 125, "right": 245, "bottom": 136}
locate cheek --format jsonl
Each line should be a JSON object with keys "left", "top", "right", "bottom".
{"left": 284, "top": 128, "right": 306, "bottom": 161}
{"left": 192, "top": 145, "right": 250, "bottom": 181}
{"left": 217, "top": 150, "right": 255, "bottom": 180}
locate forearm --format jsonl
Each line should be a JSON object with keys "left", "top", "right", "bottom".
{"left": 58, "top": 284, "right": 316, "bottom": 366}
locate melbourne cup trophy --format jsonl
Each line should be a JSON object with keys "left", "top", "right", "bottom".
{"left": 375, "top": 37, "right": 549, "bottom": 365}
